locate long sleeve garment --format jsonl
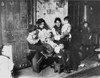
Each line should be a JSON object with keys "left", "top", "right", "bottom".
{"left": 27, "top": 31, "right": 39, "bottom": 45}
{"left": 61, "top": 23, "right": 71, "bottom": 38}
{"left": 27, "top": 29, "right": 51, "bottom": 45}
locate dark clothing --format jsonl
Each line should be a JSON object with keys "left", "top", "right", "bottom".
{"left": 52, "top": 25, "right": 71, "bottom": 71}
{"left": 53, "top": 49, "right": 70, "bottom": 70}
{"left": 27, "top": 41, "right": 46, "bottom": 61}
{"left": 54, "top": 25, "right": 62, "bottom": 35}
{"left": 81, "top": 27, "right": 91, "bottom": 45}
{"left": 53, "top": 25, "right": 70, "bottom": 49}
{"left": 60, "top": 35, "right": 70, "bottom": 49}
{"left": 28, "top": 41, "right": 45, "bottom": 52}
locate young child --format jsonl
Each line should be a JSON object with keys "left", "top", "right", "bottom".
{"left": 61, "top": 16, "right": 72, "bottom": 40}
{"left": 42, "top": 30, "right": 64, "bottom": 54}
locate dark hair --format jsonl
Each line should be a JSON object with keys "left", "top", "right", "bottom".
{"left": 37, "top": 18, "right": 49, "bottom": 29}
{"left": 0, "top": 44, "right": 4, "bottom": 55}
{"left": 28, "top": 25, "right": 37, "bottom": 32}
{"left": 54, "top": 17, "right": 62, "bottom": 23}
{"left": 64, "top": 16, "right": 69, "bottom": 21}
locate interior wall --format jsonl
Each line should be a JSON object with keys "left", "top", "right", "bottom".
{"left": 68, "top": 0, "right": 100, "bottom": 45}
{"left": 87, "top": 1, "right": 100, "bottom": 31}
{"left": 86, "top": 1, "right": 100, "bottom": 45}
{"left": 0, "top": 0, "right": 30, "bottom": 69}
{"left": 68, "top": 1, "right": 84, "bottom": 31}
{"left": 27, "top": 0, "right": 37, "bottom": 26}
{"left": 37, "top": 0, "right": 68, "bottom": 28}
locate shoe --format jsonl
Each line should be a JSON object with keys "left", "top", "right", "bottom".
{"left": 79, "top": 63, "right": 85, "bottom": 68}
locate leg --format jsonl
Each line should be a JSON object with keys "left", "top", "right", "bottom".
{"left": 97, "top": 53, "right": 100, "bottom": 63}
{"left": 31, "top": 52, "right": 39, "bottom": 73}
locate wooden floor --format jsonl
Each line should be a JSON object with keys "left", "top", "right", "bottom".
{"left": 15, "top": 66, "right": 68, "bottom": 78}
{"left": 14, "top": 55, "right": 99, "bottom": 78}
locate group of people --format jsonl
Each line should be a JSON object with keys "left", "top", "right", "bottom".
{"left": 27, "top": 16, "right": 72, "bottom": 73}
{"left": 27, "top": 15, "right": 93, "bottom": 73}
{"left": 0, "top": 16, "right": 93, "bottom": 78}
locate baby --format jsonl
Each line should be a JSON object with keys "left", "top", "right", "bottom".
{"left": 44, "top": 31, "right": 64, "bottom": 54}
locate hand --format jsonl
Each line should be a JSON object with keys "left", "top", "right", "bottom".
{"left": 54, "top": 35, "right": 60, "bottom": 40}
{"left": 59, "top": 44, "right": 64, "bottom": 49}
{"left": 89, "top": 35, "right": 92, "bottom": 40}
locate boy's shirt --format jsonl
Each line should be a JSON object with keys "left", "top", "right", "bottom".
{"left": 27, "top": 31, "right": 39, "bottom": 44}
{"left": 61, "top": 23, "right": 71, "bottom": 35}
{"left": 27, "top": 29, "right": 51, "bottom": 44}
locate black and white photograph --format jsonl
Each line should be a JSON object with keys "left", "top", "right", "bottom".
{"left": 0, "top": 0, "right": 100, "bottom": 78}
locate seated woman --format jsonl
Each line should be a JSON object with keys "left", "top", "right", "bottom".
{"left": 51, "top": 16, "right": 71, "bottom": 49}
{"left": 0, "top": 44, "right": 14, "bottom": 78}
{"left": 48, "top": 17, "right": 72, "bottom": 73}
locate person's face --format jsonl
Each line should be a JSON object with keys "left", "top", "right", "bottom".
{"left": 39, "top": 22, "right": 44, "bottom": 29}
{"left": 64, "top": 19, "right": 68, "bottom": 24}
{"left": 55, "top": 20, "right": 61, "bottom": 27}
